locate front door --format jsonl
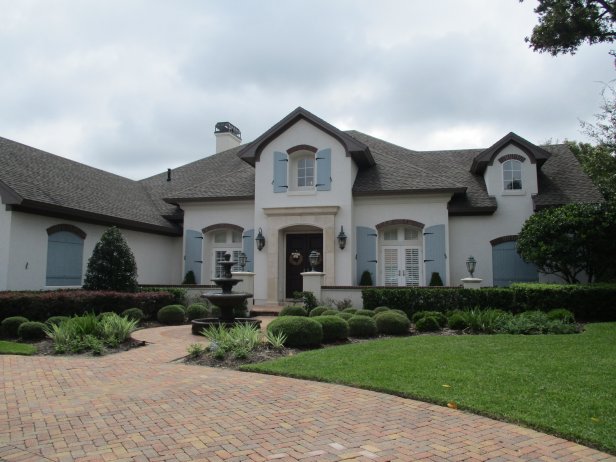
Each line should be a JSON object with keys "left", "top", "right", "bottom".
{"left": 382, "top": 246, "right": 421, "bottom": 286}
{"left": 285, "top": 233, "right": 323, "bottom": 298}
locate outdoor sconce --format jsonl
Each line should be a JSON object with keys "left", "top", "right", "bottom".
{"left": 309, "top": 250, "right": 321, "bottom": 271}
{"left": 337, "top": 226, "right": 347, "bottom": 250}
{"left": 238, "top": 252, "right": 247, "bottom": 271}
{"left": 466, "top": 255, "right": 477, "bottom": 278}
{"left": 255, "top": 228, "right": 265, "bottom": 251}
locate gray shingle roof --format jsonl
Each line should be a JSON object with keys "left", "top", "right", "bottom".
{"left": 0, "top": 137, "right": 180, "bottom": 234}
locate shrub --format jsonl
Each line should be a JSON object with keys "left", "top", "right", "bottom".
{"left": 321, "top": 309, "right": 339, "bottom": 316}
{"left": 187, "top": 342, "right": 207, "bottom": 358}
{"left": 374, "top": 311, "right": 410, "bottom": 336}
{"left": 18, "top": 321, "right": 48, "bottom": 340}
{"left": 293, "top": 291, "right": 318, "bottom": 311}
{"left": 348, "top": 316, "right": 378, "bottom": 338}
{"left": 415, "top": 316, "right": 441, "bottom": 332}
{"left": 46, "top": 316, "right": 70, "bottom": 327}
{"left": 186, "top": 304, "right": 209, "bottom": 321}
{"left": 97, "top": 312, "right": 116, "bottom": 320}
{"left": 333, "top": 299, "right": 354, "bottom": 310}
{"left": 182, "top": 270, "right": 197, "bottom": 285}
{"left": 83, "top": 226, "right": 138, "bottom": 292}
{"left": 1, "top": 316, "right": 29, "bottom": 337}
{"left": 121, "top": 308, "right": 145, "bottom": 323}
{"left": 461, "top": 308, "right": 510, "bottom": 334}
{"left": 373, "top": 306, "right": 390, "bottom": 314}
{"left": 359, "top": 270, "right": 373, "bottom": 286}
{"left": 547, "top": 308, "right": 575, "bottom": 323}
{"left": 309, "top": 306, "right": 330, "bottom": 317}
{"left": 429, "top": 272, "right": 444, "bottom": 286}
{"left": 201, "top": 324, "right": 262, "bottom": 360}
{"left": 267, "top": 316, "right": 323, "bottom": 348}
{"left": 412, "top": 311, "right": 447, "bottom": 326}
{"left": 390, "top": 309, "right": 409, "bottom": 319}
{"left": 98, "top": 314, "right": 138, "bottom": 347}
{"left": 342, "top": 307, "right": 358, "bottom": 314}
{"left": 355, "top": 309, "right": 376, "bottom": 317}
{"left": 337, "top": 312, "right": 354, "bottom": 321}
{"left": 311, "top": 315, "right": 349, "bottom": 343}
{"left": 157, "top": 305, "right": 186, "bottom": 325}
{"left": 279, "top": 305, "right": 308, "bottom": 317}
{"left": 447, "top": 313, "right": 468, "bottom": 330}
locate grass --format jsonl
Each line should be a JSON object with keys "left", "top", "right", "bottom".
{"left": 242, "top": 323, "right": 616, "bottom": 454}
{"left": 0, "top": 340, "right": 37, "bottom": 355}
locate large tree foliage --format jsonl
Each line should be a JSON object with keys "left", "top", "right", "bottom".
{"left": 517, "top": 202, "right": 616, "bottom": 283}
{"left": 83, "top": 227, "right": 138, "bottom": 292}
{"left": 521, "top": 0, "right": 616, "bottom": 56}
{"left": 568, "top": 141, "right": 616, "bottom": 201}
{"left": 580, "top": 85, "right": 616, "bottom": 151}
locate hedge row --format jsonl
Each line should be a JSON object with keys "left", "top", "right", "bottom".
{"left": 0, "top": 290, "right": 178, "bottom": 321}
{"left": 362, "top": 283, "right": 616, "bottom": 322}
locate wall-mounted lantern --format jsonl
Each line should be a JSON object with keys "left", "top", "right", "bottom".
{"left": 466, "top": 256, "right": 477, "bottom": 278}
{"left": 238, "top": 252, "right": 247, "bottom": 271}
{"left": 337, "top": 226, "right": 347, "bottom": 250}
{"left": 255, "top": 228, "right": 265, "bottom": 251}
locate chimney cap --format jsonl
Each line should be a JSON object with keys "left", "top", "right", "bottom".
{"left": 215, "top": 122, "right": 241, "bottom": 140}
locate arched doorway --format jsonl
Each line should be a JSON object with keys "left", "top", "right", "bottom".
{"left": 283, "top": 225, "right": 323, "bottom": 298}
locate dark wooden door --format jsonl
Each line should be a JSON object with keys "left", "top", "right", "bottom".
{"left": 285, "top": 233, "right": 323, "bottom": 298}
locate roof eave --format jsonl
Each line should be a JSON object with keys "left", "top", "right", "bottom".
{"left": 447, "top": 205, "right": 498, "bottom": 216}
{"left": 471, "top": 132, "right": 552, "bottom": 174}
{"left": 164, "top": 195, "right": 255, "bottom": 204}
{"left": 353, "top": 187, "right": 467, "bottom": 197}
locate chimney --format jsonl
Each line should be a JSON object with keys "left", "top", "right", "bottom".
{"left": 214, "top": 122, "right": 242, "bottom": 153}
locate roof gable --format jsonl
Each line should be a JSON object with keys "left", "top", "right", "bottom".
{"left": 237, "top": 107, "right": 375, "bottom": 169}
{"left": 470, "top": 132, "right": 552, "bottom": 174}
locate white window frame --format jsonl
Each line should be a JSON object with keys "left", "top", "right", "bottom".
{"left": 503, "top": 159, "right": 523, "bottom": 191}
{"left": 378, "top": 225, "right": 422, "bottom": 286}
{"left": 288, "top": 151, "right": 316, "bottom": 192}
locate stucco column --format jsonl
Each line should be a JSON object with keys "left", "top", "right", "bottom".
{"left": 301, "top": 271, "right": 325, "bottom": 303}
{"left": 231, "top": 271, "right": 255, "bottom": 305}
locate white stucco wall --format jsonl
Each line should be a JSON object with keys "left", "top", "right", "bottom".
{"left": 354, "top": 194, "right": 452, "bottom": 285}
{"left": 5, "top": 211, "right": 182, "bottom": 290}
{"left": 0, "top": 206, "right": 12, "bottom": 290}
{"left": 180, "top": 201, "right": 255, "bottom": 284}
{"left": 252, "top": 120, "right": 357, "bottom": 301}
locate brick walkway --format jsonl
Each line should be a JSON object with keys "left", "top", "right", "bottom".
{"left": 1, "top": 326, "right": 614, "bottom": 462}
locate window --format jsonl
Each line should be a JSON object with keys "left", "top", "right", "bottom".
{"left": 297, "top": 157, "right": 314, "bottom": 188}
{"left": 379, "top": 225, "right": 422, "bottom": 286}
{"left": 207, "top": 227, "right": 243, "bottom": 279}
{"left": 214, "top": 250, "right": 241, "bottom": 278}
{"left": 46, "top": 226, "right": 85, "bottom": 286}
{"left": 503, "top": 159, "right": 522, "bottom": 190}
{"left": 289, "top": 152, "right": 316, "bottom": 191}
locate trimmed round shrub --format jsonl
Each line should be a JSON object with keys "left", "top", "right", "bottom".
{"left": 312, "top": 315, "right": 349, "bottom": 343}
{"left": 309, "top": 306, "right": 330, "bottom": 317}
{"left": 415, "top": 316, "right": 441, "bottom": 332}
{"left": 373, "top": 306, "right": 391, "bottom": 314}
{"left": 46, "top": 316, "right": 70, "bottom": 327}
{"left": 18, "top": 321, "right": 48, "bottom": 341}
{"left": 355, "top": 309, "right": 376, "bottom": 317}
{"left": 321, "top": 309, "right": 339, "bottom": 316}
{"left": 374, "top": 311, "right": 410, "bottom": 336}
{"left": 186, "top": 304, "right": 209, "bottom": 321}
{"left": 157, "top": 305, "right": 186, "bottom": 325}
{"left": 279, "top": 305, "right": 308, "bottom": 317}
{"left": 412, "top": 311, "right": 446, "bottom": 326}
{"left": 267, "top": 316, "right": 323, "bottom": 347}
{"left": 342, "top": 307, "right": 358, "bottom": 314}
{"left": 390, "top": 309, "right": 409, "bottom": 319}
{"left": 337, "top": 312, "right": 354, "bottom": 321}
{"left": 447, "top": 313, "right": 468, "bottom": 330}
{"left": 121, "top": 308, "right": 145, "bottom": 323}
{"left": 1, "top": 316, "right": 29, "bottom": 338}
{"left": 547, "top": 308, "right": 575, "bottom": 323}
{"left": 348, "top": 316, "right": 378, "bottom": 338}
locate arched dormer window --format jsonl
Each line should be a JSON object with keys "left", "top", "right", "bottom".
{"left": 503, "top": 159, "right": 522, "bottom": 190}
{"left": 288, "top": 145, "right": 317, "bottom": 191}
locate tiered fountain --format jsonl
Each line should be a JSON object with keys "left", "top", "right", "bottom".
{"left": 191, "top": 253, "right": 262, "bottom": 335}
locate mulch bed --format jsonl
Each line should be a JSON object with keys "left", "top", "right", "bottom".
{"left": 28, "top": 338, "right": 146, "bottom": 357}
{"left": 184, "top": 344, "right": 299, "bottom": 369}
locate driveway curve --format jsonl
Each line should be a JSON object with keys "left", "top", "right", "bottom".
{"left": 1, "top": 325, "right": 614, "bottom": 462}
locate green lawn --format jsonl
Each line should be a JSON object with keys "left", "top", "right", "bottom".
{"left": 0, "top": 340, "right": 37, "bottom": 355}
{"left": 243, "top": 323, "right": 616, "bottom": 454}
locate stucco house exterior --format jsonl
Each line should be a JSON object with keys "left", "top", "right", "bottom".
{"left": 0, "top": 107, "right": 602, "bottom": 303}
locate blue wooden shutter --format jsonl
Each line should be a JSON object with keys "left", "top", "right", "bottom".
{"left": 46, "top": 231, "right": 84, "bottom": 286}
{"left": 356, "top": 226, "right": 377, "bottom": 285}
{"left": 492, "top": 241, "right": 538, "bottom": 287}
{"left": 243, "top": 229, "right": 254, "bottom": 272}
{"left": 184, "top": 229, "right": 203, "bottom": 283}
{"left": 273, "top": 151, "right": 288, "bottom": 193}
{"left": 424, "top": 224, "right": 447, "bottom": 285}
{"left": 316, "top": 148, "right": 332, "bottom": 191}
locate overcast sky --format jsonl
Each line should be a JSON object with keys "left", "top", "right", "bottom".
{"left": 1, "top": 1, "right": 613, "bottom": 180}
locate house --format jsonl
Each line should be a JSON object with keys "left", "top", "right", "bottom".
{"left": 0, "top": 107, "right": 602, "bottom": 303}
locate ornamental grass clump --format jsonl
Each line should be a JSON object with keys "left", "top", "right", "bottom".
{"left": 46, "top": 316, "right": 70, "bottom": 327}
{"left": 311, "top": 315, "right": 349, "bottom": 343}
{"left": 547, "top": 308, "right": 575, "bottom": 323}
{"left": 267, "top": 316, "right": 323, "bottom": 348}
{"left": 348, "top": 316, "right": 378, "bottom": 338}
{"left": 461, "top": 308, "right": 510, "bottom": 334}
{"left": 374, "top": 311, "right": 410, "bottom": 336}
{"left": 200, "top": 324, "right": 262, "bottom": 360}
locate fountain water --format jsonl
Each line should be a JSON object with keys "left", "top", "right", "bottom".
{"left": 191, "top": 253, "right": 262, "bottom": 335}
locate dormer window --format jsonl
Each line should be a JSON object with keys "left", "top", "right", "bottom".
{"left": 503, "top": 159, "right": 522, "bottom": 190}
{"left": 288, "top": 149, "right": 317, "bottom": 192}
{"left": 297, "top": 155, "right": 315, "bottom": 188}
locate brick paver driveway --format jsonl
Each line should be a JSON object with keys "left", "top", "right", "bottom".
{"left": 1, "top": 326, "right": 614, "bottom": 462}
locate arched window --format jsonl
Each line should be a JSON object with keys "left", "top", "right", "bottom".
{"left": 503, "top": 159, "right": 522, "bottom": 190}
{"left": 46, "top": 225, "right": 86, "bottom": 286}
{"left": 289, "top": 151, "right": 316, "bottom": 190}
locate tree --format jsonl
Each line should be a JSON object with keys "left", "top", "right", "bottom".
{"left": 83, "top": 227, "right": 138, "bottom": 291}
{"left": 521, "top": 0, "right": 616, "bottom": 57}
{"left": 517, "top": 202, "right": 616, "bottom": 283}
{"left": 580, "top": 85, "right": 616, "bottom": 151}
{"left": 568, "top": 141, "right": 616, "bottom": 201}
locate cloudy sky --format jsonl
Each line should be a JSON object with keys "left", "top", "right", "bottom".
{"left": 1, "top": 1, "right": 613, "bottom": 180}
